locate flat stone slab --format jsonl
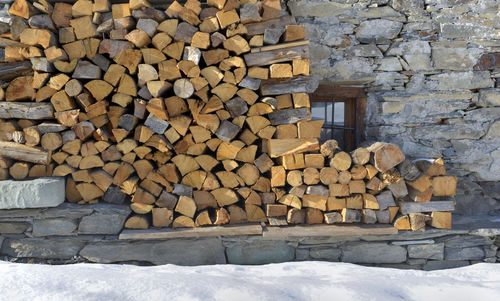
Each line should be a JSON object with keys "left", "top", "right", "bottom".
{"left": 0, "top": 177, "right": 65, "bottom": 209}
{"left": 80, "top": 238, "right": 226, "bottom": 265}
{"left": 226, "top": 240, "right": 295, "bottom": 265}
{"left": 119, "top": 224, "right": 263, "bottom": 240}
{"left": 263, "top": 224, "right": 397, "bottom": 238}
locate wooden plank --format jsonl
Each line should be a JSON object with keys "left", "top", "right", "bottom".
{"left": 119, "top": 224, "right": 263, "bottom": 239}
{"left": 0, "top": 102, "right": 54, "bottom": 120}
{"left": 263, "top": 224, "right": 398, "bottom": 238}
{"left": 0, "top": 141, "right": 49, "bottom": 164}
{"left": 261, "top": 76, "right": 319, "bottom": 96}
{"left": 399, "top": 201, "right": 455, "bottom": 215}
{"left": 0, "top": 61, "right": 33, "bottom": 81}
{"left": 244, "top": 45, "right": 309, "bottom": 67}
{"left": 246, "top": 15, "right": 296, "bottom": 36}
{"left": 251, "top": 40, "right": 309, "bottom": 53}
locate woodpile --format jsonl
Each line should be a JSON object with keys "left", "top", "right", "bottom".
{"left": 0, "top": 0, "right": 457, "bottom": 231}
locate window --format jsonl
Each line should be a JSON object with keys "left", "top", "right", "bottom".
{"left": 309, "top": 85, "right": 366, "bottom": 152}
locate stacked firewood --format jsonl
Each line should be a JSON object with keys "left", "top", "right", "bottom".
{"left": 0, "top": 0, "right": 456, "bottom": 231}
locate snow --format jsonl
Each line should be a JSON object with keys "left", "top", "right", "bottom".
{"left": 0, "top": 261, "right": 499, "bottom": 301}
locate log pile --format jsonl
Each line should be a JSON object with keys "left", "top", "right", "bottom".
{"left": 0, "top": 0, "right": 457, "bottom": 231}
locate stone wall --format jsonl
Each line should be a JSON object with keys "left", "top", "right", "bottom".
{"left": 286, "top": 0, "right": 500, "bottom": 215}
{"left": 1, "top": 203, "right": 499, "bottom": 269}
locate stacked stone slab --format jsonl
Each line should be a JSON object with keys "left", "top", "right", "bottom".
{"left": 0, "top": 0, "right": 457, "bottom": 231}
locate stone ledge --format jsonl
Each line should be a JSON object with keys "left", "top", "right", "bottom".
{"left": 263, "top": 224, "right": 398, "bottom": 238}
{"left": 119, "top": 224, "right": 263, "bottom": 240}
{"left": 0, "top": 177, "right": 65, "bottom": 209}
{"left": 119, "top": 224, "right": 399, "bottom": 240}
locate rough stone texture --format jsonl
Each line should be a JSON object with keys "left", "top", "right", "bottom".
{"left": 342, "top": 242, "right": 407, "bottom": 263}
{"left": 423, "top": 260, "right": 470, "bottom": 271}
{"left": 80, "top": 238, "right": 226, "bottom": 265}
{"left": 0, "top": 222, "right": 29, "bottom": 234}
{"left": 284, "top": 0, "right": 500, "bottom": 211}
{"left": 309, "top": 247, "right": 341, "bottom": 261}
{"left": 1, "top": 238, "right": 85, "bottom": 259}
{"left": 32, "top": 218, "right": 78, "bottom": 237}
{"left": 445, "top": 247, "right": 485, "bottom": 261}
{"left": 407, "top": 243, "right": 444, "bottom": 260}
{"left": 0, "top": 178, "right": 65, "bottom": 209}
{"left": 226, "top": 240, "right": 295, "bottom": 265}
{"left": 78, "top": 204, "right": 130, "bottom": 235}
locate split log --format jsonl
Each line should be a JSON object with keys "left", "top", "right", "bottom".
{"left": 244, "top": 45, "right": 309, "bottom": 67}
{"left": 0, "top": 102, "right": 54, "bottom": 120}
{"left": 0, "top": 141, "right": 49, "bottom": 164}
{"left": 366, "top": 142, "right": 405, "bottom": 173}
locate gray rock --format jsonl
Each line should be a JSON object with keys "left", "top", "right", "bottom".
{"left": 342, "top": 242, "right": 407, "bottom": 263}
{"left": 432, "top": 46, "right": 482, "bottom": 71}
{"left": 442, "top": 235, "right": 493, "bottom": 248}
{"left": 445, "top": 247, "right": 485, "bottom": 261}
{"left": 408, "top": 243, "right": 444, "bottom": 260}
{"left": 72, "top": 61, "right": 102, "bottom": 79}
{"left": 346, "top": 44, "right": 383, "bottom": 58}
{"left": 0, "top": 178, "right": 65, "bottom": 209}
{"left": 376, "top": 57, "right": 403, "bottom": 71}
{"left": 37, "top": 203, "right": 93, "bottom": 219}
{"left": 428, "top": 71, "right": 493, "bottom": 90}
{"left": 309, "top": 247, "right": 341, "bottom": 261}
{"left": 0, "top": 222, "right": 30, "bottom": 234}
{"left": 355, "top": 20, "right": 403, "bottom": 43}
{"left": 479, "top": 89, "right": 500, "bottom": 107}
{"left": 239, "top": 77, "right": 261, "bottom": 90}
{"left": 0, "top": 208, "right": 42, "bottom": 218}
{"left": 391, "top": 0, "right": 424, "bottom": 15}
{"left": 32, "top": 218, "right": 78, "bottom": 237}
{"left": 392, "top": 240, "right": 435, "bottom": 246}
{"left": 423, "top": 260, "right": 469, "bottom": 271}
{"left": 1, "top": 238, "right": 85, "bottom": 259}
{"left": 226, "top": 240, "right": 295, "bottom": 264}
{"left": 78, "top": 204, "right": 131, "bottom": 235}
{"left": 358, "top": 6, "right": 405, "bottom": 21}
{"left": 411, "top": 124, "right": 485, "bottom": 140}
{"left": 80, "top": 238, "right": 226, "bottom": 265}
{"left": 295, "top": 248, "right": 310, "bottom": 261}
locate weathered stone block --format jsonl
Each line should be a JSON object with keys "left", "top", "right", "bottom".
{"left": 37, "top": 203, "right": 93, "bottom": 219}
{"left": 442, "top": 235, "right": 493, "bottom": 248}
{"left": 32, "top": 218, "right": 78, "bottom": 237}
{"left": 355, "top": 20, "right": 403, "bottom": 43}
{"left": 0, "top": 178, "right": 65, "bottom": 209}
{"left": 408, "top": 243, "right": 444, "bottom": 260}
{"left": 411, "top": 124, "right": 485, "bottom": 140}
{"left": 80, "top": 238, "right": 226, "bottom": 265}
{"left": 445, "top": 247, "right": 485, "bottom": 261}
{"left": 479, "top": 89, "right": 500, "bottom": 107}
{"left": 390, "top": 0, "right": 424, "bottom": 15}
{"left": 309, "top": 247, "right": 341, "bottom": 261}
{"left": 432, "top": 46, "right": 482, "bottom": 71}
{"left": 78, "top": 204, "right": 130, "bottom": 235}
{"left": 288, "top": 1, "right": 352, "bottom": 18}
{"left": 1, "top": 238, "right": 85, "bottom": 259}
{"left": 423, "top": 260, "right": 470, "bottom": 271}
{"left": 342, "top": 242, "right": 407, "bottom": 263}
{"left": 0, "top": 222, "right": 30, "bottom": 234}
{"left": 226, "top": 240, "right": 295, "bottom": 264}
{"left": 428, "top": 71, "right": 493, "bottom": 90}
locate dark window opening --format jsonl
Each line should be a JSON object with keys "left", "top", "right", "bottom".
{"left": 309, "top": 85, "right": 366, "bottom": 152}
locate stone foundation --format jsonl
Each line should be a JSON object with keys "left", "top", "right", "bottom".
{"left": 1, "top": 203, "right": 499, "bottom": 269}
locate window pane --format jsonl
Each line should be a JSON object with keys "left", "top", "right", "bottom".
{"left": 334, "top": 102, "right": 344, "bottom": 126}
{"left": 326, "top": 102, "right": 332, "bottom": 125}
{"left": 333, "top": 129, "right": 344, "bottom": 148}
{"left": 311, "top": 102, "right": 325, "bottom": 121}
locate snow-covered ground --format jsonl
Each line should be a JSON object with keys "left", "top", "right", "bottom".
{"left": 0, "top": 261, "right": 499, "bottom": 301}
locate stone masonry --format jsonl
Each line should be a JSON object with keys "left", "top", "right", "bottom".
{"left": 286, "top": 0, "right": 500, "bottom": 215}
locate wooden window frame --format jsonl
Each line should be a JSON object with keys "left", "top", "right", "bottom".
{"left": 309, "top": 85, "right": 366, "bottom": 152}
